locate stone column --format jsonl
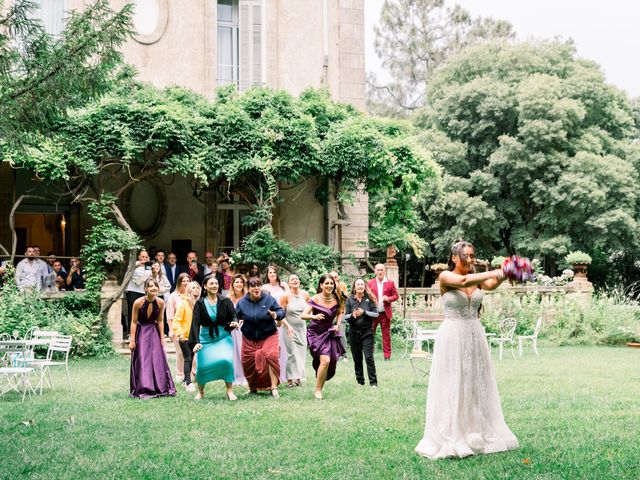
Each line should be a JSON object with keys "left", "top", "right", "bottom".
{"left": 566, "top": 265, "right": 593, "bottom": 306}
{"left": 101, "top": 280, "right": 124, "bottom": 349}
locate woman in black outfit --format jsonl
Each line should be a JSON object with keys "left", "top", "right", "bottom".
{"left": 344, "top": 278, "right": 379, "bottom": 387}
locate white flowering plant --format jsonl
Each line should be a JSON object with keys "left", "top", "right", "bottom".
{"left": 103, "top": 250, "right": 124, "bottom": 265}
{"left": 536, "top": 269, "right": 574, "bottom": 286}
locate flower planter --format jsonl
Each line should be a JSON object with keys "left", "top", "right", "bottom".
{"left": 571, "top": 262, "right": 589, "bottom": 279}
{"left": 626, "top": 342, "right": 640, "bottom": 349}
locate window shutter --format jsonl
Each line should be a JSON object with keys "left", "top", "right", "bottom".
{"left": 251, "top": 3, "right": 262, "bottom": 87}
{"left": 36, "top": 0, "right": 67, "bottom": 36}
{"left": 239, "top": 0, "right": 263, "bottom": 92}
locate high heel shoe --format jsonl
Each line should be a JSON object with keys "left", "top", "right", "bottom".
{"left": 226, "top": 391, "right": 237, "bottom": 401}
{"left": 313, "top": 390, "right": 323, "bottom": 400}
{"left": 271, "top": 388, "right": 280, "bottom": 399}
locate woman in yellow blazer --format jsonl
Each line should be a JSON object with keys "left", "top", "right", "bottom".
{"left": 172, "top": 281, "right": 200, "bottom": 392}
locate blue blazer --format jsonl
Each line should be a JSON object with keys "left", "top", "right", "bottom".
{"left": 164, "top": 262, "right": 177, "bottom": 292}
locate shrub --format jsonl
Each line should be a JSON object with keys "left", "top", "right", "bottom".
{"left": 231, "top": 227, "right": 342, "bottom": 291}
{"left": 565, "top": 251, "right": 592, "bottom": 265}
{"left": 479, "top": 287, "right": 639, "bottom": 346}
{"left": 0, "top": 286, "right": 113, "bottom": 357}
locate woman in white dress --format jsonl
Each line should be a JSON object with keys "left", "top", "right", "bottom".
{"left": 279, "top": 274, "right": 310, "bottom": 388}
{"left": 415, "top": 240, "right": 519, "bottom": 459}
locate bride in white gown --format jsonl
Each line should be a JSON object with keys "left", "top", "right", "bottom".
{"left": 415, "top": 241, "right": 519, "bottom": 459}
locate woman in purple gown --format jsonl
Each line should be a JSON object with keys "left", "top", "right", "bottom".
{"left": 302, "top": 274, "right": 345, "bottom": 400}
{"left": 129, "top": 278, "right": 176, "bottom": 398}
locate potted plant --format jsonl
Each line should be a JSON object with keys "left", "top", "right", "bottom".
{"left": 618, "top": 326, "right": 640, "bottom": 348}
{"left": 564, "top": 251, "right": 592, "bottom": 279}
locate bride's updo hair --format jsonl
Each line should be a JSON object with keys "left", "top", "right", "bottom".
{"left": 447, "top": 240, "right": 474, "bottom": 271}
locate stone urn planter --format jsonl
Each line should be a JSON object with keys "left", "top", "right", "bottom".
{"left": 386, "top": 245, "right": 398, "bottom": 267}
{"left": 571, "top": 262, "right": 589, "bottom": 280}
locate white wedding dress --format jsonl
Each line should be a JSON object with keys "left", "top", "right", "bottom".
{"left": 415, "top": 288, "right": 519, "bottom": 459}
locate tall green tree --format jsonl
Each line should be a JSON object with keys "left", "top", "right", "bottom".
{"left": 417, "top": 41, "right": 640, "bottom": 272}
{"left": 369, "top": 0, "right": 513, "bottom": 116}
{"left": 0, "top": 0, "right": 132, "bottom": 148}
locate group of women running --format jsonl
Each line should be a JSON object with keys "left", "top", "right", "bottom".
{"left": 128, "top": 266, "right": 380, "bottom": 401}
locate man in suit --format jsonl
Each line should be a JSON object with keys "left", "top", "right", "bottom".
{"left": 164, "top": 252, "right": 178, "bottom": 292}
{"left": 367, "top": 263, "right": 399, "bottom": 361}
{"left": 179, "top": 250, "right": 205, "bottom": 285}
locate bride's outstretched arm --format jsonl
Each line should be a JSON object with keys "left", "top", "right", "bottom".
{"left": 440, "top": 269, "right": 505, "bottom": 290}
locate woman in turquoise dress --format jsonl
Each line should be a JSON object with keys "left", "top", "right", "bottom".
{"left": 189, "top": 274, "right": 239, "bottom": 400}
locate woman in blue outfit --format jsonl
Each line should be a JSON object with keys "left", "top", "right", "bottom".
{"left": 189, "top": 274, "right": 239, "bottom": 401}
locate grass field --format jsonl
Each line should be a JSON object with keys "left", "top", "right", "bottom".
{"left": 1, "top": 345, "right": 639, "bottom": 479}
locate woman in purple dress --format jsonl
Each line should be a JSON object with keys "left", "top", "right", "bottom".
{"left": 129, "top": 278, "right": 176, "bottom": 398}
{"left": 301, "top": 274, "right": 345, "bottom": 400}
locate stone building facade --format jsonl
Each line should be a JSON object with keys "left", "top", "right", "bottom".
{"left": 1, "top": 0, "right": 368, "bottom": 263}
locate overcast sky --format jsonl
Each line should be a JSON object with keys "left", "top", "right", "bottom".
{"left": 364, "top": 0, "right": 640, "bottom": 99}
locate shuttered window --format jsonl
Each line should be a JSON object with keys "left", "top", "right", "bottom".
{"left": 217, "top": 0, "right": 239, "bottom": 87}
{"left": 238, "top": 0, "right": 262, "bottom": 92}
{"left": 32, "top": 0, "right": 67, "bottom": 36}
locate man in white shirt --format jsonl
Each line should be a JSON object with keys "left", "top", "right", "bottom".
{"left": 15, "top": 246, "right": 43, "bottom": 291}
{"left": 32, "top": 245, "right": 49, "bottom": 284}
{"left": 124, "top": 250, "right": 152, "bottom": 338}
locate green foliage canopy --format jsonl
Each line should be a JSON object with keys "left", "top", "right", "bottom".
{"left": 369, "top": 0, "right": 513, "bottom": 116}
{"left": 417, "top": 41, "right": 640, "bottom": 269}
{"left": 9, "top": 82, "right": 437, "bottom": 256}
{"left": 0, "top": 0, "right": 132, "bottom": 148}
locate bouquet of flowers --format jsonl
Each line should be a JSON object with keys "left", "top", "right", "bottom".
{"left": 502, "top": 255, "right": 535, "bottom": 283}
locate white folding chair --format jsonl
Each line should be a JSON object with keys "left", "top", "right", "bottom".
{"left": 490, "top": 318, "right": 517, "bottom": 360}
{"left": 409, "top": 349, "right": 432, "bottom": 385}
{"left": 30, "top": 335, "right": 73, "bottom": 392}
{"left": 32, "top": 330, "right": 60, "bottom": 340}
{"left": 518, "top": 317, "right": 543, "bottom": 356}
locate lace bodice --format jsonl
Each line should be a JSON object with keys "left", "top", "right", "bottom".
{"left": 441, "top": 288, "right": 483, "bottom": 321}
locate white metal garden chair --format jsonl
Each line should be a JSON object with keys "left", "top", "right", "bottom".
{"left": 518, "top": 317, "right": 543, "bottom": 357}
{"left": 0, "top": 337, "right": 36, "bottom": 401}
{"left": 490, "top": 318, "right": 517, "bottom": 360}
{"left": 29, "top": 335, "right": 73, "bottom": 392}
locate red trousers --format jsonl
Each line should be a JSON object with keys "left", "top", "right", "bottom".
{"left": 373, "top": 311, "right": 392, "bottom": 359}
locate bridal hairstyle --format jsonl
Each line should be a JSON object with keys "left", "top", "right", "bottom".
{"left": 447, "top": 240, "right": 475, "bottom": 271}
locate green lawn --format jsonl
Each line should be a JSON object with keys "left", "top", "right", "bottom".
{"left": 1, "top": 345, "right": 639, "bottom": 480}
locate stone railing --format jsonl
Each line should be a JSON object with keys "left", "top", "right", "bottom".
{"left": 394, "top": 281, "right": 592, "bottom": 321}
{"left": 27, "top": 276, "right": 594, "bottom": 349}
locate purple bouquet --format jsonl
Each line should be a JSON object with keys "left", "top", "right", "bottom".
{"left": 502, "top": 256, "right": 535, "bottom": 283}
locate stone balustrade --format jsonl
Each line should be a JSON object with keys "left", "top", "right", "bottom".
{"left": 393, "top": 283, "right": 590, "bottom": 322}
